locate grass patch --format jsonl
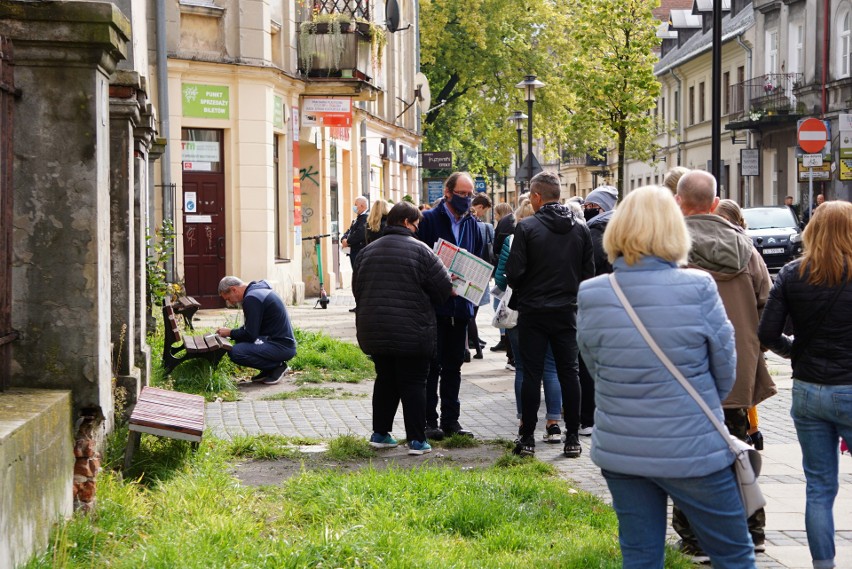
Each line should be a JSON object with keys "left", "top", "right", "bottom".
{"left": 325, "top": 434, "right": 376, "bottom": 460}
{"left": 219, "top": 434, "right": 322, "bottom": 459}
{"left": 432, "top": 433, "right": 481, "bottom": 449}
{"left": 260, "top": 387, "right": 366, "bottom": 401}
{"left": 24, "top": 437, "right": 695, "bottom": 569}
{"left": 289, "top": 329, "right": 374, "bottom": 384}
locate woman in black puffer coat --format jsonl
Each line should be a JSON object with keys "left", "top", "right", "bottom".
{"left": 352, "top": 201, "right": 453, "bottom": 454}
{"left": 758, "top": 200, "right": 852, "bottom": 569}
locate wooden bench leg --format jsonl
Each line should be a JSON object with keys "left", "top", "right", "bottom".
{"left": 124, "top": 430, "right": 141, "bottom": 473}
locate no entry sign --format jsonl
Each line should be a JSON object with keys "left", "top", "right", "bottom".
{"left": 798, "top": 118, "right": 829, "bottom": 154}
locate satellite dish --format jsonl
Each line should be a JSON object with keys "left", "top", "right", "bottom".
{"left": 386, "top": 0, "right": 401, "bottom": 32}
{"left": 415, "top": 72, "right": 431, "bottom": 114}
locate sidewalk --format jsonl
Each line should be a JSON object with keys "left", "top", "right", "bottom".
{"left": 200, "top": 290, "right": 852, "bottom": 568}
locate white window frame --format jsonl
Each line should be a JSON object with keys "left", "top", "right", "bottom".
{"left": 765, "top": 29, "right": 779, "bottom": 75}
{"left": 788, "top": 22, "right": 804, "bottom": 75}
{"left": 840, "top": 10, "right": 852, "bottom": 78}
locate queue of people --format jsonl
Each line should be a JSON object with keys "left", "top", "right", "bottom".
{"left": 212, "top": 167, "right": 849, "bottom": 569}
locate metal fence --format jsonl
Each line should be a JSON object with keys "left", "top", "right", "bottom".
{"left": 297, "top": 0, "right": 371, "bottom": 21}
{"left": 727, "top": 72, "right": 802, "bottom": 120}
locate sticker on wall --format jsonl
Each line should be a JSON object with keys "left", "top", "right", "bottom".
{"left": 184, "top": 191, "right": 197, "bottom": 213}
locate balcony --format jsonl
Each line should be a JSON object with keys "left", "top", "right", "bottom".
{"left": 726, "top": 73, "right": 803, "bottom": 130}
{"left": 296, "top": 1, "right": 384, "bottom": 98}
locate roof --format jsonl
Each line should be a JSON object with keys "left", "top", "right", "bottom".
{"left": 655, "top": 3, "right": 754, "bottom": 76}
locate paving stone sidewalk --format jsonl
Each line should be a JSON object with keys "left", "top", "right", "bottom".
{"left": 199, "top": 290, "right": 852, "bottom": 568}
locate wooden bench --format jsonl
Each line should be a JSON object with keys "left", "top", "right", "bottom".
{"left": 162, "top": 303, "right": 231, "bottom": 373}
{"left": 172, "top": 295, "right": 201, "bottom": 330}
{"left": 123, "top": 386, "right": 206, "bottom": 471}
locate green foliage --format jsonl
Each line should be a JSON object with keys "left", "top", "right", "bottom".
{"left": 26, "top": 438, "right": 697, "bottom": 569}
{"left": 219, "top": 434, "right": 315, "bottom": 459}
{"left": 146, "top": 220, "right": 180, "bottom": 310}
{"left": 435, "top": 432, "right": 481, "bottom": 449}
{"left": 261, "top": 386, "right": 365, "bottom": 401}
{"left": 289, "top": 329, "right": 374, "bottom": 383}
{"left": 325, "top": 434, "right": 376, "bottom": 460}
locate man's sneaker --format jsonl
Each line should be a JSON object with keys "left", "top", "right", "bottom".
{"left": 490, "top": 338, "right": 508, "bottom": 352}
{"left": 407, "top": 440, "right": 432, "bottom": 455}
{"left": 262, "top": 364, "right": 289, "bottom": 385}
{"left": 512, "top": 435, "right": 536, "bottom": 457}
{"left": 543, "top": 423, "right": 562, "bottom": 443}
{"left": 505, "top": 362, "right": 516, "bottom": 371}
{"left": 578, "top": 424, "right": 594, "bottom": 436}
{"left": 753, "top": 541, "right": 766, "bottom": 553}
{"left": 563, "top": 433, "right": 582, "bottom": 458}
{"left": 368, "top": 433, "right": 398, "bottom": 448}
{"left": 425, "top": 425, "right": 445, "bottom": 441}
{"left": 678, "top": 541, "right": 710, "bottom": 564}
{"left": 250, "top": 370, "right": 270, "bottom": 383}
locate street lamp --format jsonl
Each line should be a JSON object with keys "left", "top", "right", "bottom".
{"left": 508, "top": 110, "right": 527, "bottom": 195}
{"left": 515, "top": 74, "right": 545, "bottom": 186}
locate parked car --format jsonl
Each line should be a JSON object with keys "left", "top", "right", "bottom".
{"left": 742, "top": 206, "right": 803, "bottom": 272}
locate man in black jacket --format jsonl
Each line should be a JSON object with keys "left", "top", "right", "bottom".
{"left": 342, "top": 196, "right": 369, "bottom": 268}
{"left": 506, "top": 171, "right": 594, "bottom": 458}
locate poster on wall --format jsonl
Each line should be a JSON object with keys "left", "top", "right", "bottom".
{"left": 182, "top": 84, "right": 230, "bottom": 119}
{"left": 273, "top": 95, "right": 285, "bottom": 129}
{"left": 293, "top": 107, "right": 302, "bottom": 239}
{"left": 301, "top": 97, "right": 352, "bottom": 127}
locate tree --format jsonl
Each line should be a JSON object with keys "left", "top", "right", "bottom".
{"left": 561, "top": 0, "right": 661, "bottom": 199}
{"left": 419, "top": 0, "right": 574, "bottom": 176}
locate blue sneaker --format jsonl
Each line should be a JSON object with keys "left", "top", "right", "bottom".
{"left": 407, "top": 440, "right": 432, "bottom": 455}
{"left": 369, "top": 433, "right": 398, "bottom": 448}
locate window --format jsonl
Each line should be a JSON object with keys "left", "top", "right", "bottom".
{"left": 689, "top": 85, "right": 695, "bottom": 126}
{"left": 273, "top": 135, "right": 283, "bottom": 259}
{"left": 737, "top": 66, "right": 745, "bottom": 114}
{"left": 699, "top": 81, "right": 706, "bottom": 123}
{"left": 674, "top": 90, "right": 680, "bottom": 124}
{"left": 788, "top": 22, "right": 803, "bottom": 75}
{"left": 840, "top": 10, "right": 851, "bottom": 77}
{"left": 723, "top": 72, "right": 730, "bottom": 115}
{"left": 766, "top": 29, "right": 778, "bottom": 74}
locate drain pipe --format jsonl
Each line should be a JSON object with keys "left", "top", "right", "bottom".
{"left": 155, "top": 0, "right": 174, "bottom": 281}
{"left": 823, "top": 0, "right": 829, "bottom": 116}
{"left": 737, "top": 33, "right": 753, "bottom": 208}
{"left": 360, "top": 119, "right": 370, "bottom": 201}
{"left": 669, "top": 67, "right": 683, "bottom": 165}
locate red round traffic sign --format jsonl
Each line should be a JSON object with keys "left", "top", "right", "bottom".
{"left": 798, "top": 118, "right": 828, "bottom": 154}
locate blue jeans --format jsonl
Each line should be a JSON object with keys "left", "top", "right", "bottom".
{"left": 791, "top": 379, "right": 852, "bottom": 569}
{"left": 603, "top": 468, "right": 754, "bottom": 569}
{"left": 506, "top": 327, "right": 562, "bottom": 421}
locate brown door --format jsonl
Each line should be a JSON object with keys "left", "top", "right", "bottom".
{"left": 181, "top": 129, "right": 225, "bottom": 308}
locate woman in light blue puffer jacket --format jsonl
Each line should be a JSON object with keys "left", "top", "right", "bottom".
{"left": 577, "top": 185, "right": 754, "bottom": 569}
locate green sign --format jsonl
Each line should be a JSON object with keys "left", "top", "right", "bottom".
{"left": 182, "top": 83, "right": 230, "bottom": 119}
{"left": 273, "top": 95, "right": 284, "bottom": 129}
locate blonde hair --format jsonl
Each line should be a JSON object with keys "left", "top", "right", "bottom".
{"left": 663, "top": 166, "right": 690, "bottom": 194}
{"left": 799, "top": 200, "right": 852, "bottom": 286}
{"left": 494, "top": 202, "right": 513, "bottom": 221}
{"left": 604, "top": 185, "right": 691, "bottom": 265}
{"left": 714, "top": 199, "right": 747, "bottom": 229}
{"left": 515, "top": 199, "right": 534, "bottom": 221}
{"left": 367, "top": 200, "right": 390, "bottom": 232}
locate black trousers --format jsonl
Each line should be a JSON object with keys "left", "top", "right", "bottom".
{"left": 578, "top": 354, "right": 596, "bottom": 427}
{"left": 517, "top": 308, "right": 581, "bottom": 437}
{"left": 426, "top": 316, "right": 468, "bottom": 428}
{"left": 371, "top": 355, "right": 430, "bottom": 442}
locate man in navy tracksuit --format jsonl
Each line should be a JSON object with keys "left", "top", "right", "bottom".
{"left": 417, "top": 172, "right": 484, "bottom": 440}
{"left": 216, "top": 276, "right": 297, "bottom": 385}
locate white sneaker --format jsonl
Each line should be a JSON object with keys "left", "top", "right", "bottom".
{"left": 578, "top": 425, "right": 593, "bottom": 436}
{"left": 505, "top": 362, "right": 516, "bottom": 371}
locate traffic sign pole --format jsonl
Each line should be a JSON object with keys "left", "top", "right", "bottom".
{"left": 797, "top": 118, "right": 829, "bottom": 221}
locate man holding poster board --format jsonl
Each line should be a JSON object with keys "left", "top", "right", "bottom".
{"left": 417, "top": 172, "right": 486, "bottom": 440}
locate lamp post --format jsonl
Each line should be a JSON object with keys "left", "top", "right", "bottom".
{"left": 516, "top": 75, "right": 545, "bottom": 187}
{"left": 508, "top": 110, "right": 527, "bottom": 196}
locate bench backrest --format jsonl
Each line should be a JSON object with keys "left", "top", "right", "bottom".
{"left": 163, "top": 304, "right": 183, "bottom": 346}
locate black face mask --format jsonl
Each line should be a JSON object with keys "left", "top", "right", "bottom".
{"left": 583, "top": 207, "right": 601, "bottom": 222}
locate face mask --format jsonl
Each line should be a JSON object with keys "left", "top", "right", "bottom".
{"left": 449, "top": 193, "right": 472, "bottom": 214}
{"left": 352, "top": 205, "right": 359, "bottom": 213}
{"left": 583, "top": 207, "right": 601, "bottom": 222}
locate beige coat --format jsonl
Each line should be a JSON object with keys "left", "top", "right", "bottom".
{"left": 686, "top": 215, "right": 777, "bottom": 408}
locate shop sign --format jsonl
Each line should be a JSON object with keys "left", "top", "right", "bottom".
{"left": 840, "top": 159, "right": 852, "bottom": 181}
{"left": 182, "top": 83, "right": 230, "bottom": 119}
{"left": 381, "top": 138, "right": 398, "bottom": 161}
{"left": 426, "top": 179, "right": 444, "bottom": 203}
{"left": 400, "top": 145, "right": 419, "bottom": 167}
{"left": 740, "top": 149, "right": 759, "bottom": 177}
{"left": 273, "top": 95, "right": 285, "bottom": 129}
{"left": 421, "top": 151, "right": 453, "bottom": 169}
{"left": 797, "top": 159, "right": 831, "bottom": 181}
{"left": 302, "top": 97, "right": 352, "bottom": 127}
{"left": 181, "top": 140, "right": 220, "bottom": 163}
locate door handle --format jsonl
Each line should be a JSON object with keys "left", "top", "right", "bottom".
{"left": 217, "top": 236, "right": 225, "bottom": 260}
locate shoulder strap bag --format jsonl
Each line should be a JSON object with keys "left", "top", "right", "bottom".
{"left": 608, "top": 274, "right": 766, "bottom": 518}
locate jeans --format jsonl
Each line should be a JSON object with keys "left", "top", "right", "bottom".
{"left": 505, "top": 327, "right": 562, "bottom": 421}
{"left": 603, "top": 468, "right": 754, "bottom": 569}
{"left": 426, "top": 316, "right": 468, "bottom": 428}
{"left": 517, "top": 309, "right": 581, "bottom": 437}
{"left": 372, "top": 355, "right": 429, "bottom": 442}
{"left": 791, "top": 379, "right": 852, "bottom": 569}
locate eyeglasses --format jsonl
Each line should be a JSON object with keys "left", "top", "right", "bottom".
{"left": 450, "top": 189, "right": 473, "bottom": 198}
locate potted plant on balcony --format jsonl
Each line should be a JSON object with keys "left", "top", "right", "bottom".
{"left": 298, "top": 12, "right": 387, "bottom": 76}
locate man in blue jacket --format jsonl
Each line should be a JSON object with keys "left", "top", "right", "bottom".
{"left": 417, "top": 172, "right": 484, "bottom": 440}
{"left": 216, "top": 276, "right": 298, "bottom": 385}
